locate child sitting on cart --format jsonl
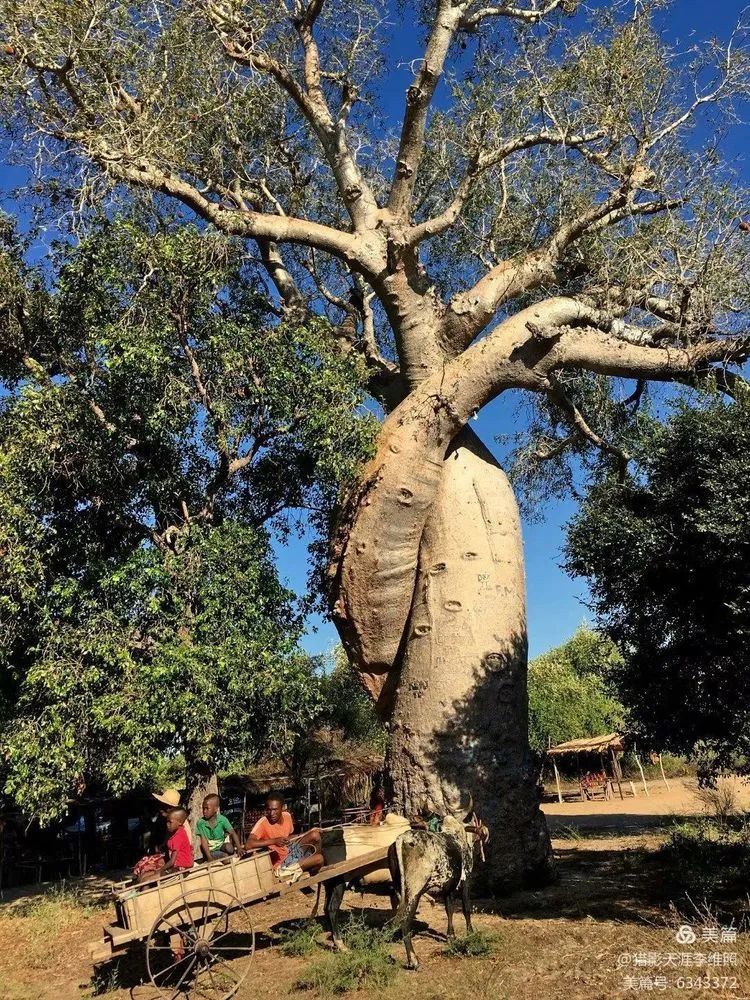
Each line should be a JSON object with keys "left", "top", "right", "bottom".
{"left": 243, "top": 792, "right": 323, "bottom": 884}
{"left": 135, "top": 807, "right": 194, "bottom": 883}
{"left": 196, "top": 793, "right": 242, "bottom": 862}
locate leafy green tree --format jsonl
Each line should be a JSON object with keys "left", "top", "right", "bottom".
{"left": 320, "top": 647, "right": 387, "bottom": 754}
{"left": 268, "top": 646, "right": 387, "bottom": 795}
{"left": 0, "top": 215, "right": 374, "bottom": 823}
{"left": 564, "top": 392, "right": 750, "bottom": 774}
{"left": 527, "top": 627, "right": 626, "bottom": 754}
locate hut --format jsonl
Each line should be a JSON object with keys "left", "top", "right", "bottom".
{"left": 546, "top": 732, "right": 628, "bottom": 803}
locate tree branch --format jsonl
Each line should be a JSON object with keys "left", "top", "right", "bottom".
{"left": 387, "top": 0, "right": 463, "bottom": 219}
{"left": 461, "top": 0, "right": 573, "bottom": 30}
{"left": 443, "top": 186, "right": 683, "bottom": 354}
{"left": 97, "top": 153, "right": 365, "bottom": 266}
{"left": 207, "top": 0, "right": 379, "bottom": 229}
{"left": 408, "top": 128, "right": 607, "bottom": 245}
{"left": 543, "top": 372, "right": 630, "bottom": 477}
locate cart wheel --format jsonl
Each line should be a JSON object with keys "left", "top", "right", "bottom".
{"left": 146, "top": 887, "right": 255, "bottom": 999}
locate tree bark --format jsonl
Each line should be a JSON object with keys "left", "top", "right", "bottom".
{"left": 185, "top": 759, "right": 219, "bottom": 858}
{"left": 382, "top": 429, "right": 552, "bottom": 891}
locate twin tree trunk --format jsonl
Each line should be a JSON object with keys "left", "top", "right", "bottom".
{"left": 335, "top": 419, "right": 552, "bottom": 892}
{"left": 384, "top": 429, "right": 551, "bottom": 890}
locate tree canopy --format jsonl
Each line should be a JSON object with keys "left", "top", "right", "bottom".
{"left": 528, "top": 626, "right": 625, "bottom": 754}
{"left": 564, "top": 391, "right": 750, "bottom": 773}
{"left": 0, "top": 214, "right": 374, "bottom": 822}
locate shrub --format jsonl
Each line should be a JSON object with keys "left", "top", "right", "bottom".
{"left": 444, "top": 929, "right": 496, "bottom": 958}
{"left": 695, "top": 776, "right": 742, "bottom": 825}
{"left": 659, "top": 816, "right": 750, "bottom": 920}
{"left": 280, "top": 920, "right": 321, "bottom": 957}
{"left": 295, "top": 916, "right": 396, "bottom": 995}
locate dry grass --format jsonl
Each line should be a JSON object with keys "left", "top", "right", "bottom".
{"left": 695, "top": 776, "right": 744, "bottom": 824}
{"left": 0, "top": 884, "right": 110, "bottom": 997}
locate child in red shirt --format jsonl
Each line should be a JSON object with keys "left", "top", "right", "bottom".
{"left": 137, "top": 807, "right": 193, "bottom": 883}
{"left": 165, "top": 807, "right": 194, "bottom": 871}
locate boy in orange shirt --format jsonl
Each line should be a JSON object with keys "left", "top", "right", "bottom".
{"left": 244, "top": 792, "right": 323, "bottom": 882}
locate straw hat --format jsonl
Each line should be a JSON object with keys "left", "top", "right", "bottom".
{"left": 152, "top": 788, "right": 181, "bottom": 808}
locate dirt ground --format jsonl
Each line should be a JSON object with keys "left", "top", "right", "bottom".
{"left": 543, "top": 777, "right": 750, "bottom": 829}
{"left": 2, "top": 779, "right": 749, "bottom": 1000}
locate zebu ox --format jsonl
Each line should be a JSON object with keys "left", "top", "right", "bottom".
{"left": 319, "top": 807, "right": 487, "bottom": 963}
{"left": 388, "top": 811, "right": 489, "bottom": 969}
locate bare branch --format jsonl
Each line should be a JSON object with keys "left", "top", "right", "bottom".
{"left": 532, "top": 431, "right": 577, "bottom": 462}
{"left": 543, "top": 372, "right": 630, "bottom": 477}
{"left": 408, "top": 128, "right": 607, "bottom": 245}
{"left": 207, "top": 0, "right": 379, "bottom": 229}
{"left": 387, "top": 0, "right": 463, "bottom": 219}
{"left": 461, "top": 0, "right": 574, "bottom": 30}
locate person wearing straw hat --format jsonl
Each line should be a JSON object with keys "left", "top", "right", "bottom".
{"left": 132, "top": 788, "right": 184, "bottom": 880}
{"left": 144, "top": 788, "right": 181, "bottom": 855}
{"left": 152, "top": 788, "right": 181, "bottom": 809}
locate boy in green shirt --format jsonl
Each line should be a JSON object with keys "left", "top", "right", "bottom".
{"left": 196, "top": 794, "right": 242, "bottom": 862}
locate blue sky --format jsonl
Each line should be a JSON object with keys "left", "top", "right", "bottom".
{"left": 1, "top": 0, "right": 748, "bottom": 662}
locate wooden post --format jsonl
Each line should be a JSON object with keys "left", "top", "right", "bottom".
{"left": 609, "top": 747, "right": 624, "bottom": 800}
{"left": 551, "top": 756, "right": 563, "bottom": 804}
{"left": 629, "top": 780, "right": 637, "bottom": 798}
{"left": 634, "top": 755, "right": 650, "bottom": 796}
{"left": 658, "top": 754, "right": 671, "bottom": 790}
{"left": 576, "top": 753, "right": 586, "bottom": 801}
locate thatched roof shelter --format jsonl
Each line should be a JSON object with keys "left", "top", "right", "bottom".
{"left": 547, "top": 732, "right": 624, "bottom": 756}
{"left": 545, "top": 732, "right": 628, "bottom": 803}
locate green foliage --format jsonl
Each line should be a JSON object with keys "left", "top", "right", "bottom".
{"left": 443, "top": 929, "right": 497, "bottom": 958}
{"left": 564, "top": 392, "right": 750, "bottom": 771}
{"left": 319, "top": 646, "right": 386, "bottom": 753}
{"left": 528, "top": 627, "right": 626, "bottom": 753}
{"left": 295, "top": 916, "right": 397, "bottom": 995}
{"left": 280, "top": 920, "right": 321, "bottom": 957}
{"left": 3, "top": 522, "right": 319, "bottom": 822}
{"left": 660, "top": 816, "right": 750, "bottom": 917}
{"left": 621, "top": 752, "right": 693, "bottom": 781}
{"left": 0, "top": 216, "right": 375, "bottom": 822}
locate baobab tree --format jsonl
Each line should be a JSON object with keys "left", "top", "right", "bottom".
{"left": 2, "top": 0, "right": 749, "bottom": 887}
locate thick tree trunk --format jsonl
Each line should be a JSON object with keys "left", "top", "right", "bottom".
{"left": 185, "top": 759, "right": 219, "bottom": 858}
{"left": 384, "top": 429, "right": 552, "bottom": 891}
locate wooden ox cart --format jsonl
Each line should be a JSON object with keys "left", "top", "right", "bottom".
{"left": 88, "top": 834, "right": 398, "bottom": 1000}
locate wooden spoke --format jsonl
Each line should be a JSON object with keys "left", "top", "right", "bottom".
{"left": 152, "top": 953, "right": 193, "bottom": 982}
{"left": 167, "top": 956, "right": 197, "bottom": 999}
